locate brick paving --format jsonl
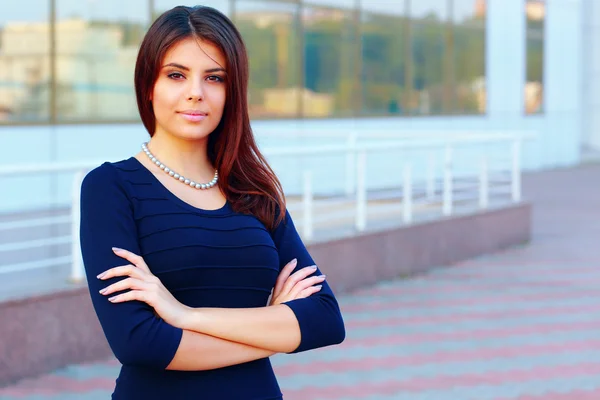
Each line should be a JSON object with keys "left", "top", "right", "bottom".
{"left": 0, "top": 164, "right": 599, "bottom": 399}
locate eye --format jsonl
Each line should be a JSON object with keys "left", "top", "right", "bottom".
{"left": 167, "top": 72, "right": 185, "bottom": 80}
{"left": 207, "top": 75, "right": 224, "bottom": 83}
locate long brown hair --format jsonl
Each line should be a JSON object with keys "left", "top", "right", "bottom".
{"left": 134, "top": 6, "right": 286, "bottom": 230}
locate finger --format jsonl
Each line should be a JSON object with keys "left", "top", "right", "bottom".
{"left": 290, "top": 275, "right": 326, "bottom": 297}
{"left": 112, "top": 247, "right": 151, "bottom": 273}
{"left": 97, "top": 264, "right": 145, "bottom": 280}
{"left": 100, "top": 277, "right": 147, "bottom": 296}
{"left": 296, "top": 285, "right": 323, "bottom": 299}
{"left": 107, "top": 290, "right": 150, "bottom": 304}
{"left": 273, "top": 259, "right": 297, "bottom": 299}
{"left": 281, "top": 265, "right": 318, "bottom": 295}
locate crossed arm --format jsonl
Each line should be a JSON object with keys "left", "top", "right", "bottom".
{"left": 97, "top": 249, "right": 325, "bottom": 370}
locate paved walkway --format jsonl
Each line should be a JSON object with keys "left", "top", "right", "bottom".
{"left": 1, "top": 164, "right": 599, "bottom": 399}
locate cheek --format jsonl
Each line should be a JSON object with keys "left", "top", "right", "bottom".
{"left": 151, "top": 84, "right": 175, "bottom": 116}
{"left": 212, "top": 87, "right": 227, "bottom": 112}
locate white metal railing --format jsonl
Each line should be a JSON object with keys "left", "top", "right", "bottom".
{"left": 0, "top": 131, "right": 535, "bottom": 282}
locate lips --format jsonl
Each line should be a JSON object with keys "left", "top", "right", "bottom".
{"left": 178, "top": 110, "right": 208, "bottom": 122}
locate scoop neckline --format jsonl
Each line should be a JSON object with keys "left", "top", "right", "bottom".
{"left": 128, "top": 156, "right": 231, "bottom": 216}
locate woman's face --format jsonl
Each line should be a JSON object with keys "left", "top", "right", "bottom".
{"left": 151, "top": 37, "right": 227, "bottom": 141}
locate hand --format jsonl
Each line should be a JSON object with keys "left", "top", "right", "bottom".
{"left": 97, "top": 247, "right": 191, "bottom": 328}
{"left": 269, "top": 259, "right": 326, "bottom": 306}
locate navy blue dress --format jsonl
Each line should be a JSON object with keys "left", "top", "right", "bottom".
{"left": 79, "top": 157, "right": 345, "bottom": 399}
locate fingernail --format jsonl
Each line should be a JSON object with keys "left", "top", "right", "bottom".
{"left": 311, "top": 265, "right": 317, "bottom": 270}
{"left": 97, "top": 271, "right": 106, "bottom": 279}
{"left": 108, "top": 296, "right": 117, "bottom": 302}
{"left": 291, "top": 258, "right": 297, "bottom": 265}
{"left": 315, "top": 285, "right": 322, "bottom": 290}
{"left": 112, "top": 247, "right": 123, "bottom": 252}
{"left": 99, "top": 288, "right": 106, "bottom": 294}
{"left": 318, "top": 274, "right": 326, "bottom": 279}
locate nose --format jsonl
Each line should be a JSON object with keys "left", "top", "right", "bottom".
{"left": 187, "top": 79, "right": 204, "bottom": 101}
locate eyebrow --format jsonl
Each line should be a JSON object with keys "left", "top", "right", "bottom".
{"left": 162, "top": 63, "right": 226, "bottom": 74}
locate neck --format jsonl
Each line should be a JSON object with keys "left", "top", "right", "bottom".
{"left": 146, "top": 130, "right": 215, "bottom": 183}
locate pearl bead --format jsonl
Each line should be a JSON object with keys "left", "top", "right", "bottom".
{"left": 140, "top": 142, "right": 218, "bottom": 190}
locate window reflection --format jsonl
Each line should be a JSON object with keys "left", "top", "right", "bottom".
{"left": 0, "top": 0, "right": 493, "bottom": 124}
{"left": 55, "top": 0, "right": 150, "bottom": 121}
{"left": 304, "top": 0, "right": 355, "bottom": 9}
{"left": 409, "top": 0, "right": 449, "bottom": 115}
{"left": 361, "top": 0, "right": 405, "bottom": 15}
{"left": 525, "top": 0, "right": 544, "bottom": 114}
{"left": 303, "top": 6, "right": 356, "bottom": 117}
{"left": 236, "top": 1, "right": 300, "bottom": 118}
{"left": 453, "top": 0, "right": 486, "bottom": 114}
{"left": 361, "top": 8, "right": 408, "bottom": 115}
{"left": 0, "top": 2, "right": 50, "bottom": 123}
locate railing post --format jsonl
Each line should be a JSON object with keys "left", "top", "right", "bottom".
{"left": 345, "top": 132, "right": 357, "bottom": 196}
{"left": 302, "top": 170, "right": 313, "bottom": 241}
{"left": 479, "top": 156, "right": 489, "bottom": 209}
{"left": 355, "top": 151, "right": 367, "bottom": 231}
{"left": 403, "top": 163, "right": 413, "bottom": 223}
{"left": 426, "top": 153, "right": 435, "bottom": 200}
{"left": 70, "top": 169, "right": 86, "bottom": 283}
{"left": 442, "top": 145, "right": 453, "bottom": 216}
{"left": 511, "top": 139, "right": 522, "bottom": 202}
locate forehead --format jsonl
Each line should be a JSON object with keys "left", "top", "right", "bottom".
{"left": 162, "top": 37, "right": 226, "bottom": 69}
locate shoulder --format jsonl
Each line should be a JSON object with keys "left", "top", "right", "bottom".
{"left": 270, "top": 207, "right": 296, "bottom": 239}
{"left": 83, "top": 158, "right": 136, "bottom": 183}
{"left": 81, "top": 158, "right": 136, "bottom": 195}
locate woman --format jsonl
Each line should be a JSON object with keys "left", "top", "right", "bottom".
{"left": 79, "top": 5, "right": 345, "bottom": 400}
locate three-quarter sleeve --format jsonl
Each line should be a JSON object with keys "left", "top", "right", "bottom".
{"left": 79, "top": 163, "right": 183, "bottom": 368}
{"left": 272, "top": 210, "right": 346, "bottom": 353}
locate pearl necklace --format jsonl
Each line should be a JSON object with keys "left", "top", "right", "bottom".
{"left": 142, "top": 142, "right": 218, "bottom": 190}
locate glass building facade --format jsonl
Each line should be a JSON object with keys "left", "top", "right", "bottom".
{"left": 0, "top": 0, "right": 491, "bottom": 125}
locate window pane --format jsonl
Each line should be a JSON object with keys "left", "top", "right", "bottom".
{"left": 525, "top": 0, "right": 544, "bottom": 114}
{"left": 55, "top": 0, "right": 150, "bottom": 122}
{"left": 361, "top": 8, "right": 408, "bottom": 115}
{"left": 409, "top": 0, "right": 449, "bottom": 115}
{"left": 304, "top": 0, "right": 355, "bottom": 10}
{"left": 362, "top": 0, "right": 405, "bottom": 15}
{"left": 453, "top": 0, "right": 486, "bottom": 114}
{"left": 303, "top": 7, "right": 356, "bottom": 117}
{"left": 0, "top": 2, "right": 50, "bottom": 123}
{"left": 236, "top": 1, "right": 300, "bottom": 118}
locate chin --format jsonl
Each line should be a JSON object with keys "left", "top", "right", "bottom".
{"left": 179, "top": 126, "right": 217, "bottom": 141}
{"left": 176, "top": 130, "right": 213, "bottom": 141}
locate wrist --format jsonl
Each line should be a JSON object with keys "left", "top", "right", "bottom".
{"left": 179, "top": 307, "right": 206, "bottom": 331}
